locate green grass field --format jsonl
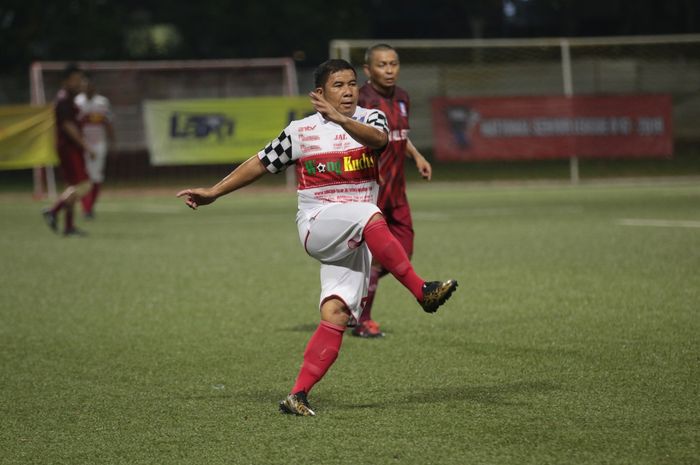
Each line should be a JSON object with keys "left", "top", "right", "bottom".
{"left": 1, "top": 180, "right": 699, "bottom": 465}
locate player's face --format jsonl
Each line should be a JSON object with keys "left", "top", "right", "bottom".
{"left": 364, "top": 49, "right": 400, "bottom": 93}
{"left": 321, "top": 69, "right": 358, "bottom": 117}
{"left": 64, "top": 71, "right": 85, "bottom": 95}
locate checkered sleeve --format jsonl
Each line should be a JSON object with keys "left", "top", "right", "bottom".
{"left": 366, "top": 109, "right": 389, "bottom": 134}
{"left": 257, "top": 128, "right": 294, "bottom": 174}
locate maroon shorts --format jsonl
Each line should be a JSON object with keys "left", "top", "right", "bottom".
{"left": 382, "top": 202, "right": 414, "bottom": 258}
{"left": 57, "top": 145, "right": 89, "bottom": 186}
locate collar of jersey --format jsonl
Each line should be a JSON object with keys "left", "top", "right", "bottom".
{"left": 317, "top": 107, "right": 364, "bottom": 125}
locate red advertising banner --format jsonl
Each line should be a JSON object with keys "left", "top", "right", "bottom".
{"left": 431, "top": 95, "right": 673, "bottom": 161}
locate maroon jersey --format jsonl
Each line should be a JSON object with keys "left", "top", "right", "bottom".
{"left": 359, "top": 82, "right": 411, "bottom": 209}
{"left": 54, "top": 89, "right": 89, "bottom": 185}
{"left": 54, "top": 89, "right": 81, "bottom": 152}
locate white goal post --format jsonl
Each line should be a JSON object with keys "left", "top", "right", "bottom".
{"left": 30, "top": 58, "right": 299, "bottom": 197}
{"left": 330, "top": 34, "right": 700, "bottom": 183}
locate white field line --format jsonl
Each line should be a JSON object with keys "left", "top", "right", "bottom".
{"left": 617, "top": 218, "right": 700, "bottom": 229}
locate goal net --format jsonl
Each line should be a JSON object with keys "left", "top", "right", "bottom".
{"left": 330, "top": 35, "right": 700, "bottom": 159}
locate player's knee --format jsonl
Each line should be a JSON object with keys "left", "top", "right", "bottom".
{"left": 74, "top": 181, "right": 91, "bottom": 198}
{"left": 320, "top": 298, "right": 350, "bottom": 326}
{"left": 367, "top": 212, "right": 384, "bottom": 225}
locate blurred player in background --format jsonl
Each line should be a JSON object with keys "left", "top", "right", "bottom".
{"left": 353, "top": 43, "right": 433, "bottom": 337}
{"left": 177, "top": 59, "right": 457, "bottom": 416}
{"left": 76, "top": 75, "right": 115, "bottom": 218}
{"left": 42, "top": 64, "right": 95, "bottom": 236}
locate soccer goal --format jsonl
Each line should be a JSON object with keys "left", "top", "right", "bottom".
{"left": 30, "top": 58, "right": 299, "bottom": 197}
{"left": 331, "top": 34, "right": 700, "bottom": 182}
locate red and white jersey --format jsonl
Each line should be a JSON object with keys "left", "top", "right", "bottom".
{"left": 75, "top": 93, "right": 113, "bottom": 146}
{"left": 257, "top": 106, "right": 388, "bottom": 218}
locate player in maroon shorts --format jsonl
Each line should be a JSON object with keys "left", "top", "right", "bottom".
{"left": 42, "top": 64, "right": 95, "bottom": 236}
{"left": 353, "top": 44, "right": 433, "bottom": 337}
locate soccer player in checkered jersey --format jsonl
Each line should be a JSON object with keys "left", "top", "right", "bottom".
{"left": 42, "top": 64, "right": 96, "bottom": 236}
{"left": 353, "top": 44, "right": 433, "bottom": 337}
{"left": 75, "top": 75, "right": 115, "bottom": 218}
{"left": 177, "top": 59, "right": 457, "bottom": 417}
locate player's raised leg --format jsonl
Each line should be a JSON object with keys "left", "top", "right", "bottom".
{"left": 363, "top": 213, "right": 457, "bottom": 313}
{"left": 354, "top": 206, "right": 414, "bottom": 337}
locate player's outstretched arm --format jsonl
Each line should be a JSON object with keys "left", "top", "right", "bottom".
{"left": 176, "top": 155, "right": 268, "bottom": 210}
{"left": 309, "top": 91, "right": 388, "bottom": 150}
{"left": 406, "top": 138, "right": 432, "bottom": 180}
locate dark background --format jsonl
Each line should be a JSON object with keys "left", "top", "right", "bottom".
{"left": 1, "top": 0, "right": 699, "bottom": 103}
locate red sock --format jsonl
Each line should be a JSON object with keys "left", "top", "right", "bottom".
{"left": 64, "top": 205, "right": 74, "bottom": 233}
{"left": 49, "top": 198, "right": 66, "bottom": 215}
{"left": 81, "top": 188, "right": 92, "bottom": 214}
{"left": 291, "top": 320, "right": 344, "bottom": 394}
{"left": 82, "top": 183, "right": 100, "bottom": 214}
{"left": 363, "top": 219, "right": 424, "bottom": 300}
{"left": 81, "top": 191, "right": 89, "bottom": 214}
{"left": 359, "top": 267, "right": 381, "bottom": 323}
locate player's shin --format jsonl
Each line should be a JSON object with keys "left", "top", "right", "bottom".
{"left": 290, "top": 320, "right": 344, "bottom": 394}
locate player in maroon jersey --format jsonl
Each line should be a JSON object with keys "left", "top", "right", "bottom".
{"left": 42, "top": 64, "right": 95, "bottom": 236}
{"left": 354, "top": 44, "right": 433, "bottom": 337}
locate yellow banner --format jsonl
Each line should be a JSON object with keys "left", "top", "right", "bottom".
{"left": 0, "top": 105, "right": 57, "bottom": 170}
{"left": 143, "top": 96, "right": 314, "bottom": 165}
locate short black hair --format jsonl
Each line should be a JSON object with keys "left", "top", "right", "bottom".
{"left": 364, "top": 43, "right": 398, "bottom": 65}
{"left": 62, "top": 63, "right": 82, "bottom": 80}
{"left": 313, "top": 59, "right": 356, "bottom": 88}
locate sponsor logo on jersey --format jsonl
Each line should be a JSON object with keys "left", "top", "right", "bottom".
{"left": 298, "top": 125, "right": 317, "bottom": 132}
{"left": 300, "top": 134, "right": 320, "bottom": 142}
{"left": 304, "top": 159, "right": 342, "bottom": 175}
{"left": 82, "top": 113, "right": 108, "bottom": 125}
{"left": 333, "top": 141, "right": 353, "bottom": 149}
{"left": 301, "top": 152, "right": 374, "bottom": 175}
{"left": 301, "top": 143, "right": 322, "bottom": 153}
{"left": 297, "top": 148, "right": 378, "bottom": 189}
{"left": 343, "top": 152, "right": 375, "bottom": 172}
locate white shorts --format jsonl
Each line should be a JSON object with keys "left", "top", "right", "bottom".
{"left": 298, "top": 202, "right": 381, "bottom": 324}
{"left": 83, "top": 142, "right": 108, "bottom": 183}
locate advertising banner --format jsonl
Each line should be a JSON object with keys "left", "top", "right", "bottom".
{"left": 0, "top": 105, "right": 57, "bottom": 170}
{"left": 431, "top": 95, "right": 673, "bottom": 161}
{"left": 143, "top": 96, "right": 314, "bottom": 165}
